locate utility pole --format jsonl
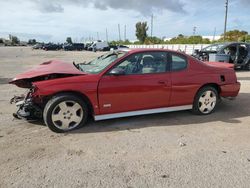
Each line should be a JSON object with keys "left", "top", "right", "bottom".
{"left": 151, "top": 14, "right": 153, "bottom": 37}
{"left": 193, "top": 26, "right": 197, "bottom": 36}
{"left": 96, "top": 32, "right": 99, "bottom": 40}
{"left": 124, "top": 25, "right": 127, "bottom": 41}
{"left": 106, "top": 28, "right": 109, "bottom": 42}
{"left": 213, "top": 27, "right": 217, "bottom": 41}
{"left": 118, "top": 24, "right": 121, "bottom": 41}
{"left": 224, "top": 0, "right": 229, "bottom": 41}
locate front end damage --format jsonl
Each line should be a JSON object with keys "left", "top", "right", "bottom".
{"left": 9, "top": 60, "right": 86, "bottom": 121}
{"left": 10, "top": 75, "right": 84, "bottom": 120}
{"left": 10, "top": 88, "right": 43, "bottom": 120}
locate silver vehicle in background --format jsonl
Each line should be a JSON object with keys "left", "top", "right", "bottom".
{"left": 192, "top": 42, "right": 250, "bottom": 70}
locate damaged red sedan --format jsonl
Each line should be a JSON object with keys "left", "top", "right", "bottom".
{"left": 10, "top": 49, "right": 240, "bottom": 132}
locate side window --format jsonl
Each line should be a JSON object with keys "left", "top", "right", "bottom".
{"left": 116, "top": 52, "right": 168, "bottom": 75}
{"left": 223, "top": 45, "right": 237, "bottom": 55}
{"left": 171, "top": 54, "right": 187, "bottom": 71}
{"left": 223, "top": 45, "right": 237, "bottom": 63}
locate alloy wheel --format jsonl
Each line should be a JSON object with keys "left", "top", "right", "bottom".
{"left": 51, "top": 100, "right": 83, "bottom": 131}
{"left": 198, "top": 90, "right": 217, "bottom": 114}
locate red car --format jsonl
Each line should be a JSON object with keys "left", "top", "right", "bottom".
{"left": 10, "top": 49, "right": 240, "bottom": 132}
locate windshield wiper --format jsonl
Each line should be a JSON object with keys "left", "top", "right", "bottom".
{"left": 73, "top": 61, "right": 79, "bottom": 69}
{"left": 73, "top": 62, "right": 85, "bottom": 71}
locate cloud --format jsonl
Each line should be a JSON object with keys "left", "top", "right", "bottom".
{"left": 32, "top": 0, "right": 186, "bottom": 15}
{"left": 86, "top": 0, "right": 186, "bottom": 14}
{"left": 1, "top": 0, "right": 250, "bottom": 42}
{"left": 240, "top": 0, "right": 250, "bottom": 5}
{"left": 33, "top": 0, "right": 64, "bottom": 13}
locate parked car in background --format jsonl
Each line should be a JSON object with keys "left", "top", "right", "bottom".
{"left": 43, "top": 43, "right": 62, "bottom": 51}
{"left": 32, "top": 43, "right": 44, "bottom": 50}
{"left": 88, "top": 41, "right": 109, "bottom": 51}
{"left": 10, "top": 49, "right": 240, "bottom": 133}
{"left": 63, "top": 43, "right": 85, "bottom": 51}
{"left": 192, "top": 42, "right": 250, "bottom": 70}
{"left": 109, "top": 45, "right": 129, "bottom": 51}
{"left": 84, "top": 42, "right": 93, "bottom": 50}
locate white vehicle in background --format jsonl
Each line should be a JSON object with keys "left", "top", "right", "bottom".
{"left": 88, "top": 40, "right": 109, "bottom": 52}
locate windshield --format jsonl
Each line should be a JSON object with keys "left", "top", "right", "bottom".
{"left": 78, "top": 51, "right": 127, "bottom": 74}
{"left": 202, "top": 44, "right": 224, "bottom": 52}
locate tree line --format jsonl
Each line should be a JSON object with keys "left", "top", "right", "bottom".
{"left": 110, "top": 22, "right": 250, "bottom": 45}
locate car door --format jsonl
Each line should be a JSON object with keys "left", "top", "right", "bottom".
{"left": 236, "top": 44, "right": 248, "bottom": 65}
{"left": 98, "top": 51, "right": 171, "bottom": 114}
{"left": 169, "top": 52, "right": 196, "bottom": 106}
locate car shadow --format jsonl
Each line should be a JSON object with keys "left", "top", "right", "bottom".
{"left": 0, "top": 77, "right": 12, "bottom": 85}
{"left": 63, "top": 92, "right": 250, "bottom": 134}
{"left": 26, "top": 93, "right": 250, "bottom": 133}
{"left": 235, "top": 69, "right": 250, "bottom": 73}
{"left": 238, "top": 77, "right": 250, "bottom": 81}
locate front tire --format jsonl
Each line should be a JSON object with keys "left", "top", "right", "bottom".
{"left": 192, "top": 86, "right": 218, "bottom": 115}
{"left": 43, "top": 94, "right": 88, "bottom": 133}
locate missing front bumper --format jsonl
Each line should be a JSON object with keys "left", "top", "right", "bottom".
{"left": 10, "top": 93, "right": 42, "bottom": 120}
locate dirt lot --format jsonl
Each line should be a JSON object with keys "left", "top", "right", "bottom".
{"left": 0, "top": 47, "right": 250, "bottom": 188}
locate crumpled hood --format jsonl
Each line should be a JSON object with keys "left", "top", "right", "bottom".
{"left": 11, "top": 60, "right": 85, "bottom": 81}
{"left": 10, "top": 60, "right": 86, "bottom": 88}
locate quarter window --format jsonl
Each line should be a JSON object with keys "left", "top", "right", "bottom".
{"left": 171, "top": 54, "right": 187, "bottom": 71}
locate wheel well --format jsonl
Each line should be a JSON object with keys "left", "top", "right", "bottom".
{"left": 44, "top": 91, "right": 94, "bottom": 116}
{"left": 192, "top": 83, "right": 221, "bottom": 104}
{"left": 197, "top": 83, "right": 221, "bottom": 95}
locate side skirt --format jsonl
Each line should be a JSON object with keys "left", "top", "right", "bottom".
{"left": 94, "top": 105, "right": 193, "bottom": 121}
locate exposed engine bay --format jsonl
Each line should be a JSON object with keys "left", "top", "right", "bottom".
{"left": 10, "top": 73, "right": 82, "bottom": 120}
{"left": 10, "top": 90, "right": 43, "bottom": 120}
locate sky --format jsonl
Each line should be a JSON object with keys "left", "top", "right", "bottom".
{"left": 0, "top": 0, "right": 250, "bottom": 43}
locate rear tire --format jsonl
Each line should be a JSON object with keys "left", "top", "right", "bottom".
{"left": 43, "top": 94, "right": 88, "bottom": 133}
{"left": 192, "top": 86, "right": 218, "bottom": 115}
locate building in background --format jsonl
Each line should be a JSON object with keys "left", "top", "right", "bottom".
{"left": 202, "top": 35, "right": 222, "bottom": 41}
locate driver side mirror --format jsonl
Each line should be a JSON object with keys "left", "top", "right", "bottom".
{"left": 109, "top": 67, "right": 125, "bottom": 76}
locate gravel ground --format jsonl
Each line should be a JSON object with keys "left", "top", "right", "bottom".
{"left": 0, "top": 47, "right": 250, "bottom": 188}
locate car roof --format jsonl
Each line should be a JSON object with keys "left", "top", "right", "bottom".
{"left": 212, "top": 42, "right": 250, "bottom": 46}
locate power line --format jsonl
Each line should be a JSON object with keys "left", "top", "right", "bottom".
{"left": 193, "top": 26, "right": 197, "bottom": 36}
{"left": 224, "top": 0, "right": 229, "bottom": 41}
